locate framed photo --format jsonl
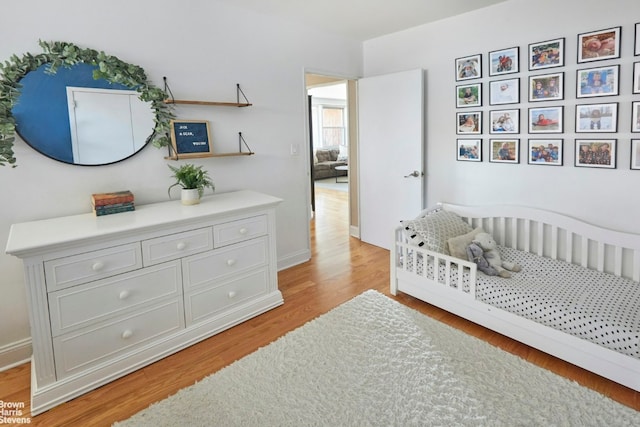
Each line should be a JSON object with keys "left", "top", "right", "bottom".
{"left": 631, "top": 102, "right": 640, "bottom": 132}
{"left": 169, "top": 120, "right": 213, "bottom": 158}
{"left": 528, "top": 38, "right": 564, "bottom": 70}
{"left": 529, "top": 106, "right": 563, "bottom": 133}
{"left": 633, "top": 62, "right": 640, "bottom": 94}
{"left": 575, "top": 103, "right": 618, "bottom": 133}
{"left": 489, "top": 78, "right": 519, "bottom": 105}
{"left": 635, "top": 23, "right": 640, "bottom": 56}
{"left": 456, "top": 54, "right": 481, "bottom": 81}
{"left": 528, "top": 72, "right": 563, "bottom": 102}
{"left": 528, "top": 139, "right": 563, "bottom": 166}
{"left": 576, "top": 65, "right": 619, "bottom": 98}
{"left": 457, "top": 111, "right": 482, "bottom": 134}
{"left": 574, "top": 139, "right": 616, "bottom": 169}
{"left": 577, "top": 26, "right": 621, "bottom": 63}
{"left": 457, "top": 139, "right": 482, "bottom": 162}
{"left": 489, "top": 109, "right": 519, "bottom": 134}
{"left": 456, "top": 83, "right": 481, "bottom": 108}
{"left": 489, "top": 139, "right": 519, "bottom": 163}
{"left": 631, "top": 140, "right": 640, "bottom": 169}
{"left": 489, "top": 47, "right": 519, "bottom": 76}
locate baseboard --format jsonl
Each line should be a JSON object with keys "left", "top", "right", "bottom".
{"left": 278, "top": 249, "right": 311, "bottom": 271}
{"left": 0, "top": 337, "right": 31, "bottom": 372}
{"left": 349, "top": 225, "right": 360, "bottom": 238}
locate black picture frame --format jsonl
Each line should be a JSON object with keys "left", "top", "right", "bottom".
{"left": 529, "top": 106, "right": 563, "bottom": 134}
{"left": 456, "top": 111, "right": 482, "bottom": 135}
{"left": 489, "top": 78, "right": 519, "bottom": 105}
{"left": 489, "top": 138, "right": 519, "bottom": 164}
{"left": 574, "top": 139, "right": 617, "bottom": 169}
{"left": 455, "top": 54, "right": 482, "bottom": 81}
{"left": 528, "top": 72, "right": 564, "bottom": 102}
{"left": 635, "top": 23, "right": 640, "bottom": 56}
{"left": 633, "top": 62, "right": 640, "bottom": 94}
{"left": 527, "top": 139, "right": 563, "bottom": 166}
{"left": 577, "top": 26, "right": 621, "bottom": 63}
{"left": 631, "top": 101, "right": 640, "bottom": 133}
{"left": 528, "top": 37, "right": 565, "bottom": 70}
{"left": 456, "top": 83, "right": 482, "bottom": 108}
{"left": 575, "top": 102, "right": 618, "bottom": 133}
{"left": 457, "top": 139, "right": 482, "bottom": 162}
{"left": 631, "top": 139, "right": 640, "bottom": 169}
{"left": 489, "top": 109, "right": 519, "bottom": 134}
{"left": 576, "top": 65, "right": 619, "bottom": 98}
{"left": 489, "top": 47, "right": 519, "bottom": 76}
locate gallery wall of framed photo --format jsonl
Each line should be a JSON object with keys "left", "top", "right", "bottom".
{"left": 455, "top": 23, "right": 640, "bottom": 171}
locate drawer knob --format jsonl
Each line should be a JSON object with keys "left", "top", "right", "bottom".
{"left": 176, "top": 242, "right": 187, "bottom": 251}
{"left": 226, "top": 259, "right": 236, "bottom": 267}
{"left": 121, "top": 330, "right": 133, "bottom": 340}
{"left": 238, "top": 227, "right": 248, "bottom": 235}
{"left": 92, "top": 261, "right": 105, "bottom": 272}
{"left": 118, "top": 290, "right": 131, "bottom": 300}
{"left": 228, "top": 291, "right": 237, "bottom": 299}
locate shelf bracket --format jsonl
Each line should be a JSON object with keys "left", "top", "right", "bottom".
{"left": 163, "top": 76, "right": 175, "bottom": 103}
{"left": 239, "top": 132, "right": 253, "bottom": 154}
{"left": 236, "top": 84, "right": 250, "bottom": 105}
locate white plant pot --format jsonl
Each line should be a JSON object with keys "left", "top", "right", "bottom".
{"left": 181, "top": 188, "right": 201, "bottom": 205}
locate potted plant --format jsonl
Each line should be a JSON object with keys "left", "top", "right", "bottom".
{"left": 167, "top": 163, "right": 215, "bottom": 205}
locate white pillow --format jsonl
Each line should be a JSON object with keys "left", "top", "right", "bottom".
{"left": 401, "top": 210, "right": 473, "bottom": 254}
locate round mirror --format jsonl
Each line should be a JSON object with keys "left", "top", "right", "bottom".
{"left": 0, "top": 41, "right": 172, "bottom": 167}
{"left": 13, "top": 63, "right": 155, "bottom": 165}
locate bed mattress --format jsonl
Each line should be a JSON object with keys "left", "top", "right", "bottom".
{"left": 407, "top": 247, "right": 640, "bottom": 359}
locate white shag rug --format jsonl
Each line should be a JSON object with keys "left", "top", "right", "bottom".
{"left": 115, "top": 290, "right": 638, "bottom": 426}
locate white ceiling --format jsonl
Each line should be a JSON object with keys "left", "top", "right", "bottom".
{"left": 221, "top": 0, "right": 508, "bottom": 41}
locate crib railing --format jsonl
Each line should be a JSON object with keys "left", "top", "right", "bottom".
{"left": 441, "top": 203, "right": 640, "bottom": 282}
{"left": 391, "top": 227, "right": 477, "bottom": 296}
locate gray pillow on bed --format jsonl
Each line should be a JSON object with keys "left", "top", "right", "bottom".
{"left": 447, "top": 227, "right": 485, "bottom": 259}
{"left": 401, "top": 210, "right": 473, "bottom": 254}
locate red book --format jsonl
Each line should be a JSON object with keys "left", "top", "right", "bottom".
{"left": 91, "top": 191, "right": 135, "bottom": 207}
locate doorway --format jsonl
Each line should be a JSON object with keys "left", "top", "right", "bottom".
{"left": 305, "top": 73, "right": 359, "bottom": 238}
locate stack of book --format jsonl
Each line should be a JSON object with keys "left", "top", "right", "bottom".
{"left": 91, "top": 190, "right": 135, "bottom": 216}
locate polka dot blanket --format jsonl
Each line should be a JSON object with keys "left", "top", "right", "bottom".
{"left": 409, "top": 246, "right": 640, "bottom": 359}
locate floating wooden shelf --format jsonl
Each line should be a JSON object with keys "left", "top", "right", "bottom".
{"left": 162, "top": 79, "right": 254, "bottom": 159}
{"left": 165, "top": 152, "right": 254, "bottom": 160}
{"left": 163, "top": 100, "right": 252, "bottom": 107}
{"left": 165, "top": 131, "right": 254, "bottom": 161}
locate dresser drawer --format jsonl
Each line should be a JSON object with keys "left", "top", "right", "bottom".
{"left": 142, "top": 227, "right": 213, "bottom": 266}
{"left": 213, "top": 215, "right": 267, "bottom": 248}
{"left": 49, "top": 261, "right": 182, "bottom": 337}
{"left": 182, "top": 237, "right": 267, "bottom": 290}
{"left": 45, "top": 243, "right": 142, "bottom": 291}
{"left": 185, "top": 269, "right": 268, "bottom": 325}
{"left": 53, "top": 299, "right": 184, "bottom": 378}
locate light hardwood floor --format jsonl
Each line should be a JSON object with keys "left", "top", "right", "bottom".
{"left": 1, "top": 187, "right": 638, "bottom": 425}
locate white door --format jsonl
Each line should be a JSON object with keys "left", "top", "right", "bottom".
{"left": 358, "top": 69, "right": 424, "bottom": 249}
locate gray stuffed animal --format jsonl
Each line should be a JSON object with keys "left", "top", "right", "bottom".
{"left": 471, "top": 232, "right": 522, "bottom": 278}
{"left": 466, "top": 242, "right": 499, "bottom": 276}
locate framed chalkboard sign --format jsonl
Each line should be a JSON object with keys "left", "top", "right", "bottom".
{"left": 169, "top": 120, "right": 213, "bottom": 158}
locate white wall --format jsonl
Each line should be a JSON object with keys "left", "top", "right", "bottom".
{"left": 364, "top": 0, "right": 640, "bottom": 234}
{"left": 0, "top": 0, "right": 362, "bottom": 367}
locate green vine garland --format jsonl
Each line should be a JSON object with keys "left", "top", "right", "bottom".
{"left": 0, "top": 40, "right": 174, "bottom": 167}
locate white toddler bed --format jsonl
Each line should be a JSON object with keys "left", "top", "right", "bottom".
{"left": 390, "top": 203, "right": 640, "bottom": 392}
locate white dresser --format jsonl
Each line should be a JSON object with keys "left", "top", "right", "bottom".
{"left": 5, "top": 190, "right": 283, "bottom": 415}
